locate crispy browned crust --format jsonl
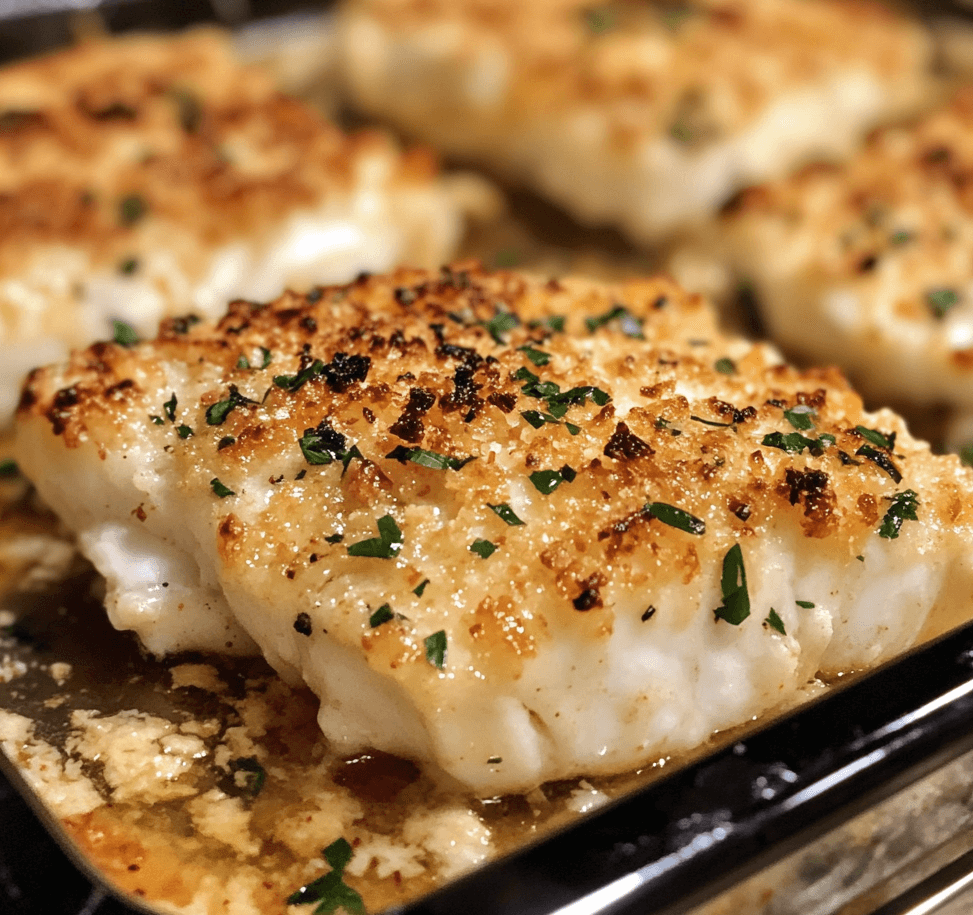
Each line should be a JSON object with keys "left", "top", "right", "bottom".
{"left": 0, "top": 30, "right": 437, "bottom": 266}
{"left": 345, "top": 0, "right": 929, "bottom": 143}
{"left": 17, "top": 263, "right": 971, "bottom": 671}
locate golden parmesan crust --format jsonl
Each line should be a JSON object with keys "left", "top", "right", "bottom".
{"left": 17, "top": 264, "right": 973, "bottom": 662}
{"left": 0, "top": 29, "right": 437, "bottom": 270}
{"left": 721, "top": 87, "right": 973, "bottom": 330}
{"left": 343, "top": 0, "right": 929, "bottom": 144}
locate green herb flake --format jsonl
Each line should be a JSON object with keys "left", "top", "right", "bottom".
{"left": 765, "top": 608, "right": 786, "bottom": 635}
{"left": 112, "top": 320, "right": 139, "bottom": 347}
{"left": 273, "top": 359, "right": 325, "bottom": 393}
{"left": 347, "top": 514, "right": 403, "bottom": 559}
{"left": 210, "top": 478, "right": 235, "bottom": 498}
{"left": 926, "top": 288, "right": 960, "bottom": 319}
{"left": 784, "top": 405, "right": 816, "bottom": 431}
{"left": 487, "top": 756, "right": 503, "bottom": 764}
{"left": 761, "top": 431, "right": 821, "bottom": 454}
{"left": 484, "top": 310, "right": 520, "bottom": 344}
{"left": 488, "top": 502, "right": 525, "bottom": 526}
{"left": 230, "top": 757, "right": 266, "bottom": 798}
{"left": 856, "top": 445, "right": 902, "bottom": 483}
{"left": 218, "top": 436, "right": 236, "bottom": 451}
{"left": 530, "top": 315, "right": 567, "bottom": 334}
{"left": 566, "top": 422, "right": 582, "bottom": 436}
{"left": 287, "top": 837, "right": 364, "bottom": 915}
{"left": 855, "top": 425, "right": 895, "bottom": 451}
{"left": 386, "top": 445, "right": 475, "bottom": 471}
{"left": 518, "top": 344, "right": 552, "bottom": 367}
{"left": 369, "top": 604, "right": 395, "bottom": 628}
{"left": 119, "top": 194, "right": 147, "bottom": 226}
{"left": 150, "top": 415, "right": 164, "bottom": 425}
{"left": 646, "top": 502, "right": 705, "bottom": 535}
{"left": 878, "top": 489, "right": 920, "bottom": 540}
{"left": 0, "top": 459, "right": 19, "bottom": 479}
{"left": 795, "top": 600, "right": 815, "bottom": 609}
{"left": 413, "top": 578, "right": 429, "bottom": 597}
{"left": 236, "top": 354, "right": 250, "bottom": 370}
{"left": 118, "top": 257, "right": 139, "bottom": 275}
{"left": 889, "top": 230, "right": 913, "bottom": 246}
{"left": 714, "top": 544, "right": 750, "bottom": 625}
{"left": 324, "top": 533, "right": 343, "bottom": 544}
{"left": 470, "top": 538, "right": 497, "bottom": 559}
{"left": 714, "top": 357, "right": 736, "bottom": 375}
{"left": 206, "top": 385, "right": 255, "bottom": 426}
{"left": 163, "top": 393, "right": 177, "bottom": 423}
{"left": 424, "top": 630, "right": 447, "bottom": 670}
{"left": 177, "top": 425, "right": 193, "bottom": 439}
{"left": 529, "top": 469, "right": 565, "bottom": 495}
{"left": 856, "top": 554, "right": 865, "bottom": 562}
{"left": 170, "top": 87, "right": 202, "bottom": 134}
{"left": 584, "top": 304, "right": 644, "bottom": 339}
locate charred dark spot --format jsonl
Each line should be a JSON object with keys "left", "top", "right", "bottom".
{"left": 47, "top": 385, "right": 81, "bottom": 435}
{"left": 641, "top": 606, "right": 657, "bottom": 622}
{"left": 104, "top": 378, "right": 135, "bottom": 399}
{"left": 323, "top": 352, "right": 370, "bottom": 393}
{"left": 436, "top": 342, "right": 482, "bottom": 365}
{"left": 652, "top": 295, "right": 668, "bottom": 309}
{"left": 857, "top": 254, "right": 878, "bottom": 273}
{"left": 573, "top": 574, "right": 605, "bottom": 611}
{"left": 924, "top": 145, "right": 952, "bottom": 166}
{"left": 710, "top": 398, "right": 756, "bottom": 425}
{"left": 306, "top": 287, "right": 323, "bottom": 304}
{"left": 440, "top": 361, "right": 484, "bottom": 418}
{"left": 299, "top": 316, "right": 318, "bottom": 333}
{"left": 293, "top": 612, "right": 312, "bottom": 635}
{"left": 0, "top": 109, "right": 44, "bottom": 132}
{"left": 487, "top": 391, "right": 517, "bottom": 413}
{"left": 82, "top": 101, "right": 137, "bottom": 121}
{"left": 779, "top": 468, "right": 836, "bottom": 536}
{"left": 394, "top": 287, "right": 417, "bottom": 306}
{"left": 429, "top": 323, "right": 447, "bottom": 344}
{"left": 305, "top": 419, "right": 347, "bottom": 454}
{"left": 390, "top": 387, "right": 436, "bottom": 442}
{"left": 728, "top": 498, "right": 751, "bottom": 521}
{"left": 604, "top": 422, "right": 653, "bottom": 460}
{"left": 362, "top": 407, "right": 376, "bottom": 424}
{"left": 309, "top": 553, "right": 319, "bottom": 563}
{"left": 285, "top": 569, "right": 296, "bottom": 580}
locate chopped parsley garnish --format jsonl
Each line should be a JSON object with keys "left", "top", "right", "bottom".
{"left": 210, "top": 478, "right": 234, "bottom": 498}
{"left": 150, "top": 415, "right": 164, "bottom": 425}
{"left": 856, "top": 445, "right": 902, "bottom": 483}
{"left": 118, "top": 257, "right": 139, "bottom": 275}
{"left": 112, "top": 320, "right": 139, "bottom": 347}
{"left": 413, "top": 578, "right": 429, "bottom": 597}
{"left": 530, "top": 315, "right": 566, "bottom": 334}
{"left": 878, "top": 489, "right": 919, "bottom": 540}
{"left": 529, "top": 469, "right": 569, "bottom": 495}
{"left": 470, "top": 538, "right": 497, "bottom": 558}
{"left": 515, "top": 367, "right": 610, "bottom": 419}
{"left": 163, "top": 393, "right": 177, "bottom": 422}
{"left": 522, "top": 410, "right": 561, "bottom": 429}
{"left": 119, "top": 193, "right": 147, "bottom": 226}
{"left": 206, "top": 385, "right": 256, "bottom": 425}
{"left": 714, "top": 544, "right": 750, "bottom": 625}
{"left": 761, "top": 431, "right": 834, "bottom": 455}
{"left": 424, "top": 630, "right": 447, "bottom": 669}
{"left": 926, "top": 288, "right": 960, "bottom": 319}
{"left": 287, "top": 838, "right": 364, "bottom": 915}
{"left": 655, "top": 417, "right": 682, "bottom": 436}
{"left": 385, "top": 445, "right": 475, "bottom": 471}
{"left": 324, "top": 533, "right": 343, "bottom": 544}
{"left": 714, "top": 357, "right": 736, "bottom": 375}
{"left": 795, "top": 600, "right": 815, "bottom": 609}
{"left": 690, "top": 414, "right": 734, "bottom": 428}
{"left": 483, "top": 310, "right": 520, "bottom": 344}
{"left": 855, "top": 425, "right": 895, "bottom": 450}
{"left": 518, "top": 344, "right": 552, "bottom": 367}
{"left": 237, "top": 347, "right": 272, "bottom": 370}
{"left": 218, "top": 436, "right": 235, "bottom": 450}
{"left": 488, "top": 503, "right": 524, "bottom": 526}
{"left": 369, "top": 604, "right": 395, "bottom": 628}
{"left": 765, "top": 609, "right": 786, "bottom": 635}
{"left": 646, "top": 502, "right": 705, "bottom": 535}
{"left": 784, "top": 405, "right": 816, "bottom": 431}
{"left": 487, "top": 756, "right": 503, "bottom": 764}
{"left": 347, "top": 514, "right": 403, "bottom": 559}
{"left": 889, "top": 230, "right": 913, "bottom": 246}
{"left": 177, "top": 425, "right": 193, "bottom": 439}
{"left": 273, "top": 359, "right": 325, "bottom": 393}
{"left": 0, "top": 459, "right": 19, "bottom": 478}
{"left": 300, "top": 421, "right": 363, "bottom": 474}
{"left": 229, "top": 757, "right": 266, "bottom": 798}
{"left": 584, "top": 304, "right": 644, "bottom": 339}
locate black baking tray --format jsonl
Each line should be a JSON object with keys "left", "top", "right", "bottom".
{"left": 3, "top": 1, "right": 973, "bottom": 913}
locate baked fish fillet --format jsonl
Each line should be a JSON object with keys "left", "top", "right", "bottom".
{"left": 671, "top": 88, "right": 973, "bottom": 429}
{"left": 336, "top": 0, "right": 932, "bottom": 245}
{"left": 0, "top": 30, "right": 482, "bottom": 423}
{"left": 14, "top": 264, "right": 973, "bottom": 794}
